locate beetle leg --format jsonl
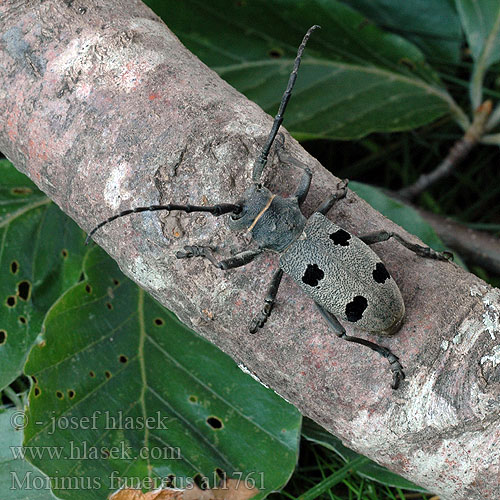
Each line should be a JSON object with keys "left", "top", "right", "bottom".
{"left": 276, "top": 147, "right": 313, "bottom": 207}
{"left": 176, "top": 246, "right": 262, "bottom": 270}
{"left": 359, "top": 231, "right": 453, "bottom": 261}
{"left": 315, "top": 179, "right": 349, "bottom": 215}
{"left": 315, "top": 303, "right": 405, "bottom": 390}
{"left": 293, "top": 167, "right": 313, "bottom": 207}
{"left": 249, "top": 268, "right": 284, "bottom": 333}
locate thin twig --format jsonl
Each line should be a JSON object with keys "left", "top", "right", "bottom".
{"left": 398, "top": 101, "right": 493, "bottom": 200}
{"left": 485, "top": 100, "right": 500, "bottom": 131}
{"left": 480, "top": 132, "right": 500, "bottom": 145}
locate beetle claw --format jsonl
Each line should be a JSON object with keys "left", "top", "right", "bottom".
{"left": 441, "top": 250, "right": 454, "bottom": 261}
{"left": 388, "top": 354, "right": 405, "bottom": 390}
{"left": 391, "top": 369, "right": 405, "bottom": 390}
{"left": 249, "top": 302, "right": 274, "bottom": 334}
{"left": 337, "top": 178, "right": 349, "bottom": 191}
{"left": 176, "top": 246, "right": 195, "bottom": 259}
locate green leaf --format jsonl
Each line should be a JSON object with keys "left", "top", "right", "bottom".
{"left": 0, "top": 408, "right": 57, "bottom": 499}
{"left": 298, "top": 456, "right": 369, "bottom": 500}
{"left": 341, "top": 0, "right": 463, "bottom": 64}
{"left": 145, "top": 0, "right": 466, "bottom": 139}
{"left": 302, "top": 418, "right": 428, "bottom": 492}
{"left": 456, "top": 0, "right": 500, "bottom": 66}
{"left": 0, "top": 160, "right": 87, "bottom": 390}
{"left": 24, "top": 246, "right": 301, "bottom": 500}
{"left": 456, "top": 0, "right": 500, "bottom": 107}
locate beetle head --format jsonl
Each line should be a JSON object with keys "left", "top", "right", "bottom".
{"left": 228, "top": 183, "right": 274, "bottom": 231}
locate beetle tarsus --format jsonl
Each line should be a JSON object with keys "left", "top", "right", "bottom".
{"left": 315, "top": 179, "right": 349, "bottom": 215}
{"left": 177, "top": 245, "right": 262, "bottom": 270}
{"left": 387, "top": 353, "right": 405, "bottom": 390}
{"left": 176, "top": 245, "right": 220, "bottom": 268}
{"left": 249, "top": 302, "right": 274, "bottom": 334}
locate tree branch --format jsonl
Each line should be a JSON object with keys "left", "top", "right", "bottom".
{"left": 398, "top": 101, "right": 493, "bottom": 201}
{"left": 0, "top": 1, "right": 499, "bottom": 499}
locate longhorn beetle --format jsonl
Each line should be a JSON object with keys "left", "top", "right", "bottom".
{"left": 86, "top": 25, "right": 452, "bottom": 389}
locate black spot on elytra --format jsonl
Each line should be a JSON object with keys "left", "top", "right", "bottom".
{"left": 330, "top": 229, "right": 351, "bottom": 246}
{"left": 373, "top": 262, "right": 390, "bottom": 284}
{"left": 345, "top": 295, "right": 368, "bottom": 322}
{"left": 302, "top": 264, "right": 324, "bottom": 287}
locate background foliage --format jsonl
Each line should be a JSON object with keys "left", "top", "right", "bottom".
{"left": 1, "top": 1, "right": 499, "bottom": 499}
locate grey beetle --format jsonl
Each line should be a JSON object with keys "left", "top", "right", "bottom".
{"left": 86, "top": 26, "right": 451, "bottom": 389}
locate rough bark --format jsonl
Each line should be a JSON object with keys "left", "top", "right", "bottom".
{"left": 0, "top": 1, "right": 498, "bottom": 499}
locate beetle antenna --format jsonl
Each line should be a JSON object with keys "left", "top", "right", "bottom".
{"left": 252, "top": 24, "right": 320, "bottom": 184}
{"left": 85, "top": 202, "right": 241, "bottom": 245}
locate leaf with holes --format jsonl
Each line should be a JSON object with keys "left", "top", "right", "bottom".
{"left": 0, "top": 408, "right": 57, "bottom": 499}
{"left": 0, "top": 160, "right": 87, "bottom": 390}
{"left": 23, "top": 246, "right": 301, "bottom": 500}
{"left": 144, "top": 0, "right": 466, "bottom": 139}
